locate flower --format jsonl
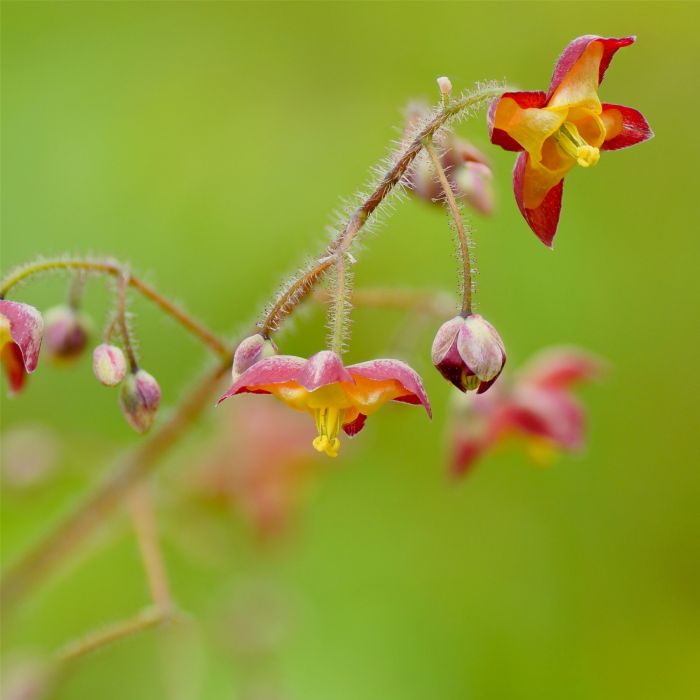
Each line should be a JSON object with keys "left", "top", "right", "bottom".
{"left": 431, "top": 314, "right": 506, "bottom": 393}
{"left": 119, "top": 369, "right": 161, "bottom": 433}
{"left": 218, "top": 350, "right": 431, "bottom": 457}
{"left": 450, "top": 346, "right": 603, "bottom": 476}
{"left": 93, "top": 344, "right": 128, "bottom": 386}
{"left": 489, "top": 35, "right": 653, "bottom": 246}
{"left": 0, "top": 300, "right": 43, "bottom": 395}
{"left": 44, "top": 305, "right": 91, "bottom": 363}
{"left": 403, "top": 102, "right": 495, "bottom": 215}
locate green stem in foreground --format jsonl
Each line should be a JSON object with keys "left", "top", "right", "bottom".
{"left": 0, "top": 258, "right": 230, "bottom": 360}
{"left": 260, "top": 83, "right": 503, "bottom": 334}
{"left": 424, "top": 137, "right": 473, "bottom": 315}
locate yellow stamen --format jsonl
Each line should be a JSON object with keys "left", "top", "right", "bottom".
{"left": 312, "top": 407, "right": 345, "bottom": 457}
{"left": 555, "top": 122, "right": 600, "bottom": 168}
{"left": 462, "top": 373, "right": 480, "bottom": 391}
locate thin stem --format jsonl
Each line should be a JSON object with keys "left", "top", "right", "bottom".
{"left": 424, "top": 138, "right": 473, "bottom": 315}
{"left": 260, "top": 84, "right": 503, "bottom": 333}
{"left": 0, "top": 360, "right": 230, "bottom": 609}
{"left": 0, "top": 259, "right": 230, "bottom": 360}
{"left": 116, "top": 272, "right": 139, "bottom": 372}
{"left": 128, "top": 484, "right": 172, "bottom": 612}
{"left": 330, "top": 253, "right": 348, "bottom": 354}
{"left": 68, "top": 271, "right": 87, "bottom": 309}
{"left": 55, "top": 606, "right": 168, "bottom": 665}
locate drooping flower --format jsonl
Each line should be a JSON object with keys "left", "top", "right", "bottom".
{"left": 218, "top": 350, "right": 431, "bottom": 457}
{"left": 431, "top": 314, "right": 506, "bottom": 393}
{"left": 450, "top": 346, "right": 603, "bottom": 476}
{"left": 0, "top": 300, "right": 44, "bottom": 395}
{"left": 403, "top": 102, "right": 495, "bottom": 215}
{"left": 44, "top": 305, "right": 91, "bottom": 363}
{"left": 489, "top": 35, "right": 653, "bottom": 246}
{"left": 119, "top": 369, "right": 161, "bottom": 433}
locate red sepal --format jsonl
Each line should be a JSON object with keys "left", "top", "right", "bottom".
{"left": 513, "top": 152, "right": 563, "bottom": 248}
{"left": 601, "top": 104, "right": 654, "bottom": 151}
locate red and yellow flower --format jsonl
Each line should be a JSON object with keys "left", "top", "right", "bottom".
{"left": 489, "top": 35, "right": 653, "bottom": 246}
{"left": 0, "top": 300, "right": 43, "bottom": 395}
{"left": 218, "top": 350, "right": 431, "bottom": 457}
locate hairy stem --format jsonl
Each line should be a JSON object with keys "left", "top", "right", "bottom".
{"left": 260, "top": 83, "right": 502, "bottom": 333}
{"left": 330, "top": 254, "right": 348, "bottom": 354}
{"left": 116, "top": 272, "right": 139, "bottom": 372}
{"left": 0, "top": 258, "right": 229, "bottom": 360}
{"left": 424, "top": 138, "right": 473, "bottom": 315}
{"left": 0, "top": 360, "right": 230, "bottom": 609}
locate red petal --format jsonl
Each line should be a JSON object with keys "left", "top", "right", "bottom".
{"left": 488, "top": 91, "right": 547, "bottom": 152}
{"left": 342, "top": 413, "right": 367, "bottom": 437}
{"left": 547, "top": 35, "right": 635, "bottom": 100}
{"left": 348, "top": 359, "right": 432, "bottom": 418}
{"left": 601, "top": 104, "right": 654, "bottom": 151}
{"left": 451, "top": 437, "right": 486, "bottom": 478}
{"left": 518, "top": 346, "right": 604, "bottom": 390}
{"left": 513, "top": 152, "right": 563, "bottom": 247}
{"left": 2, "top": 343, "right": 27, "bottom": 394}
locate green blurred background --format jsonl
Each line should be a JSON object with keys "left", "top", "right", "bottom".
{"left": 2, "top": 2, "right": 698, "bottom": 698}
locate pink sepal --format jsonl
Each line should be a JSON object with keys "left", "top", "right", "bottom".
{"left": 297, "top": 350, "right": 354, "bottom": 391}
{"left": 0, "top": 300, "right": 44, "bottom": 372}
{"left": 348, "top": 359, "right": 432, "bottom": 418}
{"left": 218, "top": 355, "right": 307, "bottom": 404}
{"left": 518, "top": 347, "right": 604, "bottom": 390}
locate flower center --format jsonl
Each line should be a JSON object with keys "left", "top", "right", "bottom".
{"left": 312, "top": 406, "right": 344, "bottom": 457}
{"left": 462, "top": 373, "right": 481, "bottom": 391}
{"left": 554, "top": 122, "right": 600, "bottom": 168}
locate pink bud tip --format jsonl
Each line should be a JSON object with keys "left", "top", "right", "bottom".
{"left": 119, "top": 369, "right": 161, "bottom": 434}
{"left": 93, "top": 344, "right": 128, "bottom": 387}
{"left": 232, "top": 334, "right": 278, "bottom": 381}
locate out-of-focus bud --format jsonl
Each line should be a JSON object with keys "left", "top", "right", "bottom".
{"left": 43, "top": 305, "right": 90, "bottom": 363}
{"left": 437, "top": 75, "right": 452, "bottom": 97}
{"left": 92, "top": 344, "right": 128, "bottom": 387}
{"left": 455, "top": 161, "right": 495, "bottom": 216}
{"left": 119, "top": 369, "right": 161, "bottom": 434}
{"left": 232, "top": 334, "right": 278, "bottom": 381}
{"left": 431, "top": 314, "right": 506, "bottom": 394}
{"left": 0, "top": 300, "right": 44, "bottom": 395}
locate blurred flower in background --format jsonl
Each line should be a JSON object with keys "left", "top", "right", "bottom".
{"left": 1, "top": 423, "right": 61, "bottom": 489}
{"left": 450, "top": 346, "right": 604, "bottom": 476}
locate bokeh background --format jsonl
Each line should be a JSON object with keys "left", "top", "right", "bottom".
{"left": 2, "top": 2, "right": 698, "bottom": 699}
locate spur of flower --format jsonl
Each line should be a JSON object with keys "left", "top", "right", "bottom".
{"left": 218, "top": 350, "right": 431, "bottom": 457}
{"left": 489, "top": 35, "right": 653, "bottom": 246}
{"left": 0, "top": 300, "right": 44, "bottom": 395}
{"left": 450, "top": 346, "right": 603, "bottom": 476}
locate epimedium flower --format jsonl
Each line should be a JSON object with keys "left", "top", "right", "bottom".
{"left": 231, "top": 333, "right": 278, "bottom": 381}
{"left": 44, "top": 304, "right": 91, "bottom": 363}
{"left": 450, "top": 346, "right": 603, "bottom": 476}
{"left": 218, "top": 350, "right": 431, "bottom": 457}
{"left": 489, "top": 35, "right": 653, "bottom": 246}
{"left": 431, "top": 314, "right": 506, "bottom": 394}
{"left": 0, "top": 300, "right": 43, "bottom": 395}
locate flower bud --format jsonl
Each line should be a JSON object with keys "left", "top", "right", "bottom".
{"left": 431, "top": 314, "right": 506, "bottom": 393}
{"left": 455, "top": 161, "right": 495, "bottom": 216}
{"left": 437, "top": 76, "right": 452, "bottom": 96}
{"left": 232, "top": 334, "right": 278, "bottom": 381}
{"left": 93, "top": 344, "right": 128, "bottom": 386}
{"left": 119, "top": 369, "right": 161, "bottom": 434}
{"left": 44, "top": 305, "right": 90, "bottom": 363}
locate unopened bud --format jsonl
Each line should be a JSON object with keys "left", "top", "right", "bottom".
{"left": 119, "top": 369, "right": 161, "bottom": 434}
{"left": 93, "top": 344, "right": 128, "bottom": 386}
{"left": 44, "top": 305, "right": 90, "bottom": 363}
{"left": 232, "top": 334, "right": 278, "bottom": 381}
{"left": 456, "top": 161, "right": 495, "bottom": 216}
{"left": 437, "top": 76, "right": 452, "bottom": 96}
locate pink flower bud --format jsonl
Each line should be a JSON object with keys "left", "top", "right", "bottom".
{"left": 119, "top": 369, "right": 161, "bottom": 434}
{"left": 455, "top": 161, "right": 495, "bottom": 216}
{"left": 93, "top": 344, "right": 127, "bottom": 387}
{"left": 431, "top": 314, "right": 506, "bottom": 393}
{"left": 232, "top": 334, "right": 278, "bottom": 381}
{"left": 44, "top": 305, "right": 90, "bottom": 363}
{"left": 437, "top": 76, "right": 452, "bottom": 96}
